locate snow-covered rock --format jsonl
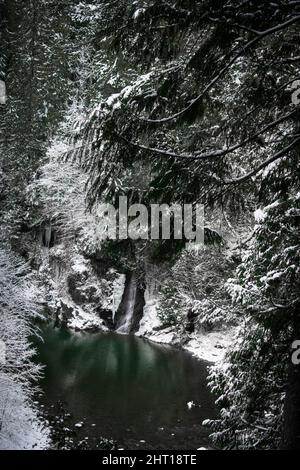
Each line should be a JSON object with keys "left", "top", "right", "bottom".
{"left": 183, "top": 328, "right": 237, "bottom": 363}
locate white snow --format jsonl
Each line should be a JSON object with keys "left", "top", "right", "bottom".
{"left": 142, "top": 325, "right": 235, "bottom": 363}
{"left": 71, "top": 256, "right": 88, "bottom": 274}
{"left": 133, "top": 9, "right": 146, "bottom": 20}
{"left": 0, "top": 80, "right": 6, "bottom": 105}
{"left": 137, "top": 272, "right": 235, "bottom": 363}
{"left": 0, "top": 378, "right": 49, "bottom": 450}
{"left": 137, "top": 298, "right": 162, "bottom": 337}
{"left": 0, "top": 247, "right": 50, "bottom": 450}
{"left": 184, "top": 329, "right": 236, "bottom": 363}
{"left": 106, "top": 93, "right": 121, "bottom": 109}
{"left": 145, "top": 328, "right": 178, "bottom": 345}
{"left": 67, "top": 301, "right": 107, "bottom": 331}
{"left": 254, "top": 208, "right": 266, "bottom": 222}
{"left": 137, "top": 279, "right": 162, "bottom": 337}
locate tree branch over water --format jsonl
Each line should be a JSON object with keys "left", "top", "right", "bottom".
{"left": 222, "top": 137, "right": 300, "bottom": 184}
{"left": 139, "top": 16, "right": 300, "bottom": 125}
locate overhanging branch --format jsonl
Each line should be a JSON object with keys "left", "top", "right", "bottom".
{"left": 117, "top": 109, "right": 297, "bottom": 161}
{"left": 139, "top": 16, "right": 300, "bottom": 124}
{"left": 223, "top": 137, "right": 300, "bottom": 185}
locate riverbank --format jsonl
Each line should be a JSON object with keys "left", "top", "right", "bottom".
{"left": 138, "top": 326, "right": 235, "bottom": 364}
{"left": 32, "top": 246, "right": 234, "bottom": 365}
{"left": 58, "top": 294, "right": 235, "bottom": 364}
{"left": 135, "top": 287, "right": 235, "bottom": 364}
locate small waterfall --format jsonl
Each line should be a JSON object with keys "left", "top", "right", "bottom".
{"left": 112, "top": 274, "right": 126, "bottom": 324}
{"left": 114, "top": 272, "right": 145, "bottom": 334}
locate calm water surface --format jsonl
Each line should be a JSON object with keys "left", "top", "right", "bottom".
{"left": 34, "top": 324, "right": 218, "bottom": 450}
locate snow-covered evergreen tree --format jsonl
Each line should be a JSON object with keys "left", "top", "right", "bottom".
{"left": 0, "top": 245, "right": 49, "bottom": 449}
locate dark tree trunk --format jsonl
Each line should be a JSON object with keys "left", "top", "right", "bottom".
{"left": 282, "top": 346, "right": 300, "bottom": 449}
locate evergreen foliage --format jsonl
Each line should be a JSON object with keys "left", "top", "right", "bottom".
{"left": 1, "top": 0, "right": 300, "bottom": 450}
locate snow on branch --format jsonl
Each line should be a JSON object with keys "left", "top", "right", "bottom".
{"left": 117, "top": 109, "right": 297, "bottom": 162}
{"left": 0, "top": 247, "right": 48, "bottom": 449}
{"left": 223, "top": 137, "right": 300, "bottom": 185}
{"left": 139, "top": 16, "right": 300, "bottom": 124}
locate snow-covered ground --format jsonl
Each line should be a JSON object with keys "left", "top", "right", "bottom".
{"left": 140, "top": 323, "right": 235, "bottom": 364}
{"left": 183, "top": 329, "right": 236, "bottom": 363}
{"left": 0, "top": 384, "right": 49, "bottom": 450}
{"left": 63, "top": 300, "right": 108, "bottom": 331}
{"left": 137, "top": 286, "right": 235, "bottom": 363}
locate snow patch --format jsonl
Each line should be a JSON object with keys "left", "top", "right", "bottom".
{"left": 184, "top": 328, "right": 236, "bottom": 363}
{"left": 66, "top": 301, "right": 107, "bottom": 332}
{"left": 137, "top": 283, "right": 162, "bottom": 337}
{"left": 254, "top": 208, "right": 266, "bottom": 222}
{"left": 71, "top": 256, "right": 88, "bottom": 274}
{"left": 133, "top": 8, "right": 146, "bottom": 20}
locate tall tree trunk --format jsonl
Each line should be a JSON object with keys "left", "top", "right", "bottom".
{"left": 282, "top": 340, "right": 300, "bottom": 449}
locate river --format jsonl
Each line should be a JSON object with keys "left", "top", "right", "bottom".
{"left": 33, "top": 323, "right": 218, "bottom": 450}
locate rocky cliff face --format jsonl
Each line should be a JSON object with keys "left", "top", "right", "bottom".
{"left": 40, "top": 244, "right": 127, "bottom": 332}
{"left": 20, "top": 226, "right": 150, "bottom": 336}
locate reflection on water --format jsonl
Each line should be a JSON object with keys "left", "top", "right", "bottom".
{"left": 34, "top": 324, "right": 218, "bottom": 449}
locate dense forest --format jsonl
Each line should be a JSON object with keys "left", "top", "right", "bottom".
{"left": 0, "top": 0, "right": 300, "bottom": 451}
